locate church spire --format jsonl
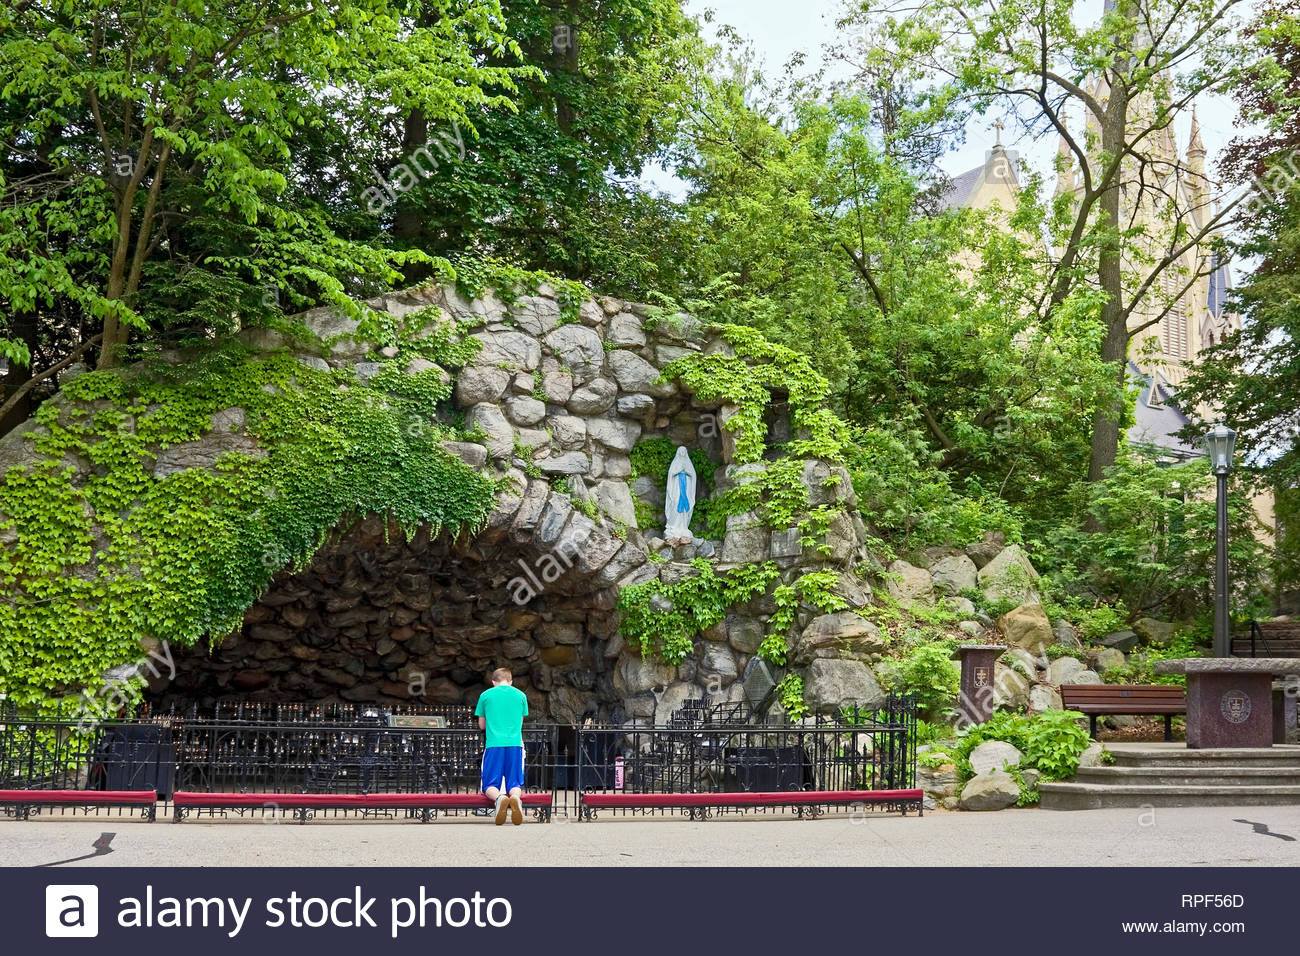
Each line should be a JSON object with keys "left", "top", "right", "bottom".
{"left": 1186, "top": 105, "right": 1208, "bottom": 213}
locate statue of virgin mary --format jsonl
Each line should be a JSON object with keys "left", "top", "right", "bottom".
{"left": 663, "top": 446, "right": 697, "bottom": 544}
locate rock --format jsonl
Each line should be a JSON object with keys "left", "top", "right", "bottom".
{"left": 465, "top": 403, "right": 514, "bottom": 459}
{"left": 549, "top": 415, "right": 586, "bottom": 448}
{"left": 959, "top": 770, "right": 1020, "bottom": 811}
{"left": 504, "top": 395, "right": 546, "bottom": 427}
{"left": 608, "top": 312, "right": 646, "bottom": 347}
{"left": 800, "top": 659, "right": 886, "bottom": 712}
{"left": 1020, "top": 768, "right": 1041, "bottom": 790}
{"left": 537, "top": 452, "right": 591, "bottom": 475}
{"left": 917, "top": 762, "right": 960, "bottom": 800}
{"left": 606, "top": 349, "right": 675, "bottom": 397}
{"left": 1047, "top": 656, "right": 1086, "bottom": 686}
{"left": 615, "top": 655, "right": 676, "bottom": 695}
{"left": 440, "top": 441, "right": 488, "bottom": 469}
{"left": 948, "top": 596, "right": 977, "bottom": 616}
{"left": 1134, "top": 618, "right": 1177, "bottom": 646}
{"left": 998, "top": 603, "right": 1054, "bottom": 655}
{"left": 1028, "top": 683, "right": 1063, "bottom": 714}
{"left": 885, "top": 560, "right": 935, "bottom": 607}
{"left": 593, "top": 480, "right": 637, "bottom": 528}
{"left": 699, "top": 644, "right": 739, "bottom": 682}
{"left": 929, "top": 553, "right": 978, "bottom": 595}
{"left": 958, "top": 621, "right": 984, "bottom": 639}
{"left": 977, "top": 544, "right": 1041, "bottom": 604}
{"left": 721, "top": 512, "right": 769, "bottom": 564}
{"left": 152, "top": 431, "right": 265, "bottom": 479}
{"left": 727, "top": 617, "right": 765, "bottom": 655}
{"left": 587, "top": 417, "right": 641, "bottom": 452}
{"left": 567, "top": 378, "right": 617, "bottom": 415}
{"left": 540, "top": 367, "right": 574, "bottom": 405}
{"left": 969, "top": 740, "right": 1023, "bottom": 775}
{"left": 1002, "top": 646, "right": 1041, "bottom": 678}
{"left": 1065, "top": 669, "right": 1103, "bottom": 686}
{"left": 1053, "top": 620, "right": 1082, "bottom": 649}
{"left": 1099, "top": 630, "right": 1139, "bottom": 653}
{"left": 1095, "top": 647, "right": 1126, "bottom": 673}
{"left": 615, "top": 394, "right": 656, "bottom": 422}
{"left": 793, "top": 611, "right": 888, "bottom": 663}
{"left": 544, "top": 325, "right": 605, "bottom": 384}
{"left": 1078, "top": 742, "right": 1106, "bottom": 765}
{"left": 473, "top": 330, "right": 541, "bottom": 370}
{"left": 964, "top": 530, "right": 1006, "bottom": 569}
{"left": 509, "top": 295, "right": 561, "bottom": 336}
{"left": 455, "top": 366, "right": 510, "bottom": 405}
{"left": 993, "top": 664, "right": 1032, "bottom": 710}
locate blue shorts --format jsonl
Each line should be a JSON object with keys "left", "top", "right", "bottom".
{"left": 480, "top": 746, "right": 525, "bottom": 794}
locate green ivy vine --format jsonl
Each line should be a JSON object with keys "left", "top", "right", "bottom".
{"left": 0, "top": 318, "right": 495, "bottom": 710}
{"left": 616, "top": 559, "right": 779, "bottom": 664}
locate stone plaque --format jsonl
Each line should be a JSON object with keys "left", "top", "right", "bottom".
{"left": 1220, "top": 690, "right": 1251, "bottom": 725}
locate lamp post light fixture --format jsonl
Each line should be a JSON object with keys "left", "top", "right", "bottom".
{"left": 1204, "top": 423, "right": 1237, "bottom": 657}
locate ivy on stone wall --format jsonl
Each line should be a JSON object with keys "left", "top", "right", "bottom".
{"left": 660, "top": 324, "right": 851, "bottom": 465}
{"left": 616, "top": 560, "right": 779, "bottom": 664}
{"left": 0, "top": 320, "right": 495, "bottom": 710}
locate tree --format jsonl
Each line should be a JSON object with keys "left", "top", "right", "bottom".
{"left": 381, "top": 0, "right": 707, "bottom": 295}
{"left": 850, "top": 0, "right": 1249, "bottom": 486}
{"left": 667, "top": 63, "right": 1113, "bottom": 526}
{"left": 0, "top": 0, "right": 524, "bottom": 422}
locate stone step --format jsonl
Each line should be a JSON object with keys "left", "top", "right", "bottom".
{"left": 1074, "top": 765, "right": 1300, "bottom": 787}
{"left": 1107, "top": 746, "right": 1300, "bottom": 768}
{"left": 1039, "top": 782, "right": 1300, "bottom": 810}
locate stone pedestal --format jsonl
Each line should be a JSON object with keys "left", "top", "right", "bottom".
{"left": 953, "top": 645, "right": 1000, "bottom": 727}
{"left": 1155, "top": 659, "right": 1300, "bottom": 749}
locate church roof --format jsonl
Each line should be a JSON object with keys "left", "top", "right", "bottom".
{"left": 1126, "top": 363, "right": 1203, "bottom": 461}
{"left": 938, "top": 145, "right": 1019, "bottom": 212}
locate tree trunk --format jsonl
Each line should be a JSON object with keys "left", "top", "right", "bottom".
{"left": 0, "top": 310, "right": 37, "bottom": 437}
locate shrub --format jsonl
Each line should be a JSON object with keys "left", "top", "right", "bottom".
{"left": 876, "top": 639, "right": 960, "bottom": 720}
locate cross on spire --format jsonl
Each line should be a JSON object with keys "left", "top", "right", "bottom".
{"left": 992, "top": 119, "right": 1004, "bottom": 145}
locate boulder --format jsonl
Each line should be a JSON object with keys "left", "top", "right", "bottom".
{"left": 1078, "top": 742, "right": 1106, "bottom": 765}
{"left": 593, "top": 480, "right": 637, "bottom": 528}
{"left": 793, "top": 611, "right": 888, "bottom": 663}
{"left": 959, "top": 770, "right": 1020, "bottom": 811}
{"left": 969, "top": 740, "right": 1023, "bottom": 775}
{"left": 473, "top": 330, "right": 541, "bottom": 370}
{"left": 1134, "top": 618, "right": 1177, "bottom": 646}
{"left": 1053, "top": 620, "right": 1083, "bottom": 649}
{"left": 977, "top": 544, "right": 1041, "bottom": 604}
{"left": 504, "top": 395, "right": 546, "bottom": 427}
{"left": 1028, "top": 683, "right": 1063, "bottom": 714}
{"left": 608, "top": 312, "right": 646, "bottom": 347}
{"left": 544, "top": 325, "right": 605, "bottom": 384}
{"left": 964, "top": 530, "right": 1006, "bottom": 569}
{"left": 606, "top": 349, "right": 675, "bottom": 397}
{"left": 1095, "top": 647, "right": 1127, "bottom": 673}
{"left": 567, "top": 378, "right": 617, "bottom": 415}
{"left": 885, "top": 560, "right": 936, "bottom": 607}
{"left": 1099, "top": 630, "right": 1139, "bottom": 653}
{"left": 998, "top": 603, "right": 1054, "bottom": 655}
{"left": 1002, "top": 646, "right": 1041, "bottom": 678}
{"left": 917, "top": 761, "right": 960, "bottom": 800}
{"left": 800, "top": 659, "right": 886, "bottom": 712}
{"left": 587, "top": 417, "right": 641, "bottom": 452}
{"left": 948, "top": 596, "right": 977, "bottom": 616}
{"left": 615, "top": 654, "right": 677, "bottom": 695}
{"left": 455, "top": 366, "right": 510, "bottom": 405}
{"left": 929, "top": 553, "right": 978, "bottom": 595}
{"left": 993, "top": 663, "right": 1032, "bottom": 710}
{"left": 958, "top": 621, "right": 984, "bottom": 639}
{"left": 1047, "top": 656, "right": 1086, "bottom": 686}
{"left": 1065, "top": 669, "right": 1103, "bottom": 686}
{"left": 465, "top": 403, "right": 513, "bottom": 459}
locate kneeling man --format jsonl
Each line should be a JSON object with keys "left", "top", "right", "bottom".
{"left": 476, "top": 667, "right": 529, "bottom": 825}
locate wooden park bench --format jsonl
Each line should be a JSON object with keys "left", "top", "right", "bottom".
{"left": 1060, "top": 685, "right": 1187, "bottom": 741}
{"left": 577, "top": 788, "right": 924, "bottom": 821}
{"left": 0, "top": 788, "right": 158, "bottom": 821}
{"left": 170, "top": 790, "right": 554, "bottom": 823}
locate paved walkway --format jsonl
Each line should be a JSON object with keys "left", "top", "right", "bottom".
{"left": 4, "top": 806, "right": 1299, "bottom": 866}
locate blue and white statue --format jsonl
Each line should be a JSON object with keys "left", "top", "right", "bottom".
{"left": 664, "top": 446, "right": 697, "bottom": 544}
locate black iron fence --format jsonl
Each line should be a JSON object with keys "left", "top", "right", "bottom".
{"left": 0, "top": 696, "right": 915, "bottom": 821}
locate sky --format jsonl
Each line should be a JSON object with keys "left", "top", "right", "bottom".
{"left": 678, "top": 0, "right": 1244, "bottom": 192}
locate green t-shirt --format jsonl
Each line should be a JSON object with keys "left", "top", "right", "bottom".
{"left": 475, "top": 684, "right": 528, "bottom": 748}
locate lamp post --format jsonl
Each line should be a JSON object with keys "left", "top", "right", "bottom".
{"left": 1203, "top": 423, "right": 1237, "bottom": 658}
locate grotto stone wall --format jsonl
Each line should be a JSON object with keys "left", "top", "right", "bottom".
{"left": 8, "top": 279, "right": 887, "bottom": 722}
